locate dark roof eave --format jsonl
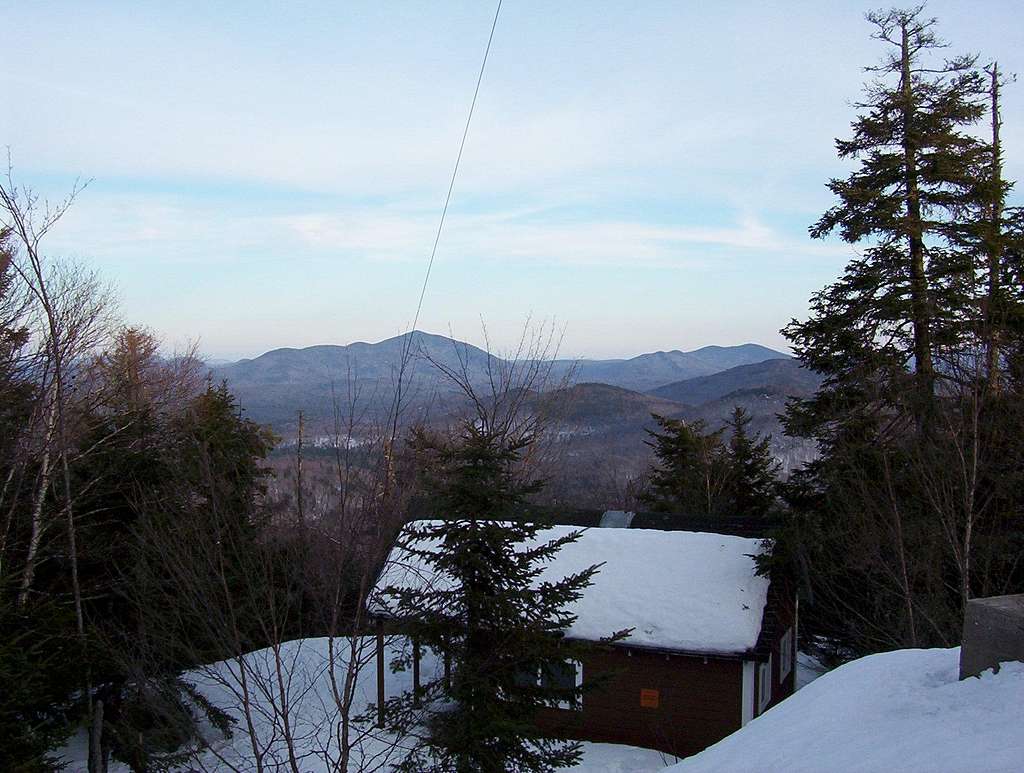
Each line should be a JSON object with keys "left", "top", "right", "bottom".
{"left": 367, "top": 615, "right": 763, "bottom": 662}
{"left": 568, "top": 636, "right": 760, "bottom": 662}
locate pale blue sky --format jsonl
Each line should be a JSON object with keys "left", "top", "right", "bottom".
{"left": 2, "top": 1, "right": 1022, "bottom": 360}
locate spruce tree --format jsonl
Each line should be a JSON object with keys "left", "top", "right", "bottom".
{"left": 381, "top": 422, "right": 612, "bottom": 773}
{"left": 724, "top": 407, "right": 780, "bottom": 519}
{"left": 958, "top": 62, "right": 1024, "bottom": 393}
{"left": 786, "top": 6, "right": 987, "bottom": 437}
{"left": 641, "top": 415, "right": 729, "bottom": 515}
{"left": 778, "top": 8, "right": 1024, "bottom": 658}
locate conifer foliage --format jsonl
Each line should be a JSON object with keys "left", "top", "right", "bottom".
{"left": 788, "top": 6, "right": 989, "bottom": 435}
{"left": 725, "top": 407, "right": 781, "bottom": 519}
{"left": 381, "top": 422, "right": 610, "bottom": 773}
{"left": 641, "top": 416, "right": 728, "bottom": 515}
{"left": 641, "top": 410, "right": 780, "bottom": 518}
{"left": 780, "top": 6, "right": 1024, "bottom": 659}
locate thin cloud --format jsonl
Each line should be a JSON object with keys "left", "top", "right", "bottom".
{"left": 280, "top": 208, "right": 848, "bottom": 267}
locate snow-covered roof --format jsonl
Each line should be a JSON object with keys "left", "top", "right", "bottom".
{"left": 668, "top": 647, "right": 1024, "bottom": 773}
{"left": 370, "top": 522, "right": 770, "bottom": 655}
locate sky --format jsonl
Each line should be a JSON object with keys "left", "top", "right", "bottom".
{"left": 2, "top": 1, "right": 1023, "bottom": 361}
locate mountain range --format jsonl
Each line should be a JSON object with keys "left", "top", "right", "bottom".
{"left": 211, "top": 331, "right": 794, "bottom": 429}
{"left": 210, "top": 331, "right": 821, "bottom": 503}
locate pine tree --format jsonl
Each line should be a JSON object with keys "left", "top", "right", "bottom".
{"left": 786, "top": 6, "right": 988, "bottom": 437}
{"left": 958, "top": 63, "right": 1024, "bottom": 394}
{"left": 778, "top": 8, "right": 1024, "bottom": 659}
{"left": 381, "top": 422, "right": 611, "bottom": 773}
{"left": 724, "top": 407, "right": 780, "bottom": 519}
{"left": 641, "top": 415, "right": 729, "bottom": 515}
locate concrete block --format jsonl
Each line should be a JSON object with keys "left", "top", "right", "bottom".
{"left": 959, "top": 594, "right": 1024, "bottom": 680}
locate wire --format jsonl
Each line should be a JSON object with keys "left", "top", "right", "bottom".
{"left": 403, "top": 0, "right": 503, "bottom": 358}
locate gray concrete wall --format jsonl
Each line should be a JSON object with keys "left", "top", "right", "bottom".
{"left": 959, "top": 594, "right": 1024, "bottom": 680}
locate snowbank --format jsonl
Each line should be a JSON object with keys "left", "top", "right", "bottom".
{"left": 668, "top": 647, "right": 1024, "bottom": 773}
{"left": 373, "top": 524, "right": 770, "bottom": 654}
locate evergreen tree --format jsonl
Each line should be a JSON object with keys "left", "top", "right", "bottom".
{"left": 641, "top": 415, "right": 729, "bottom": 515}
{"left": 724, "top": 407, "right": 780, "bottom": 518}
{"left": 174, "top": 381, "right": 275, "bottom": 522}
{"left": 786, "top": 6, "right": 988, "bottom": 437}
{"left": 957, "top": 62, "right": 1024, "bottom": 393}
{"left": 777, "top": 8, "right": 1024, "bottom": 659}
{"left": 381, "top": 422, "right": 613, "bottom": 773}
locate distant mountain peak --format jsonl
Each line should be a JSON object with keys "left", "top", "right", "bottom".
{"left": 208, "top": 333, "right": 796, "bottom": 429}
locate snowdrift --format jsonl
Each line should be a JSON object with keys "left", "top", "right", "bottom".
{"left": 668, "top": 647, "right": 1024, "bottom": 773}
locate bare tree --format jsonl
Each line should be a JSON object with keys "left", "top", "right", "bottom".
{"left": 422, "top": 319, "right": 574, "bottom": 487}
{"left": 0, "top": 164, "right": 120, "bottom": 772}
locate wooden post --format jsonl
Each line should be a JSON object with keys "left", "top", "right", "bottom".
{"left": 412, "top": 637, "right": 421, "bottom": 708}
{"left": 376, "top": 619, "right": 385, "bottom": 728}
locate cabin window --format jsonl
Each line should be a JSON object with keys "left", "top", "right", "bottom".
{"left": 514, "top": 660, "right": 583, "bottom": 710}
{"left": 779, "top": 626, "right": 794, "bottom": 683}
{"left": 757, "top": 654, "right": 772, "bottom": 714}
{"left": 514, "top": 666, "right": 540, "bottom": 689}
{"left": 544, "top": 659, "right": 583, "bottom": 710}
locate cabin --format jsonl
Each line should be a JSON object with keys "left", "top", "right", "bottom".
{"left": 369, "top": 516, "right": 796, "bottom": 759}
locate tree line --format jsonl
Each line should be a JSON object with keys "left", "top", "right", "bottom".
{"left": 0, "top": 178, "right": 590, "bottom": 771}
{"left": 0, "top": 172, "right": 420, "bottom": 770}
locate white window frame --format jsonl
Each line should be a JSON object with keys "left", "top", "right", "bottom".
{"left": 741, "top": 661, "right": 755, "bottom": 726}
{"left": 779, "top": 627, "right": 794, "bottom": 683}
{"left": 757, "top": 654, "right": 772, "bottom": 714}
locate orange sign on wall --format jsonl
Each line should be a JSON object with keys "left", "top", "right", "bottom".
{"left": 640, "top": 688, "right": 660, "bottom": 709}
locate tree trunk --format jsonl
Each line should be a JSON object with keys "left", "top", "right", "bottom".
{"left": 984, "top": 64, "right": 1005, "bottom": 395}
{"left": 0, "top": 463, "right": 18, "bottom": 558}
{"left": 900, "top": 22, "right": 935, "bottom": 422}
{"left": 295, "top": 410, "right": 306, "bottom": 538}
{"left": 17, "top": 390, "right": 58, "bottom": 607}
{"left": 88, "top": 698, "right": 105, "bottom": 773}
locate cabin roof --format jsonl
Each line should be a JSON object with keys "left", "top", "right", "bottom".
{"left": 370, "top": 522, "right": 770, "bottom": 655}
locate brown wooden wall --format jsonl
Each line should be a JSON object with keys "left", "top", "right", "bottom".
{"left": 535, "top": 648, "right": 743, "bottom": 759}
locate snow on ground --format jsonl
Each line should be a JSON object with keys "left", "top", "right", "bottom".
{"left": 58, "top": 642, "right": 1021, "bottom": 772}
{"left": 373, "top": 524, "right": 770, "bottom": 654}
{"left": 668, "top": 647, "right": 1024, "bottom": 773}
{"left": 58, "top": 636, "right": 672, "bottom": 772}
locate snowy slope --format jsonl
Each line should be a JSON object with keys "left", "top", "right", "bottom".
{"left": 58, "top": 641, "right": 1022, "bottom": 771}
{"left": 668, "top": 647, "right": 1024, "bottom": 773}
{"left": 59, "top": 637, "right": 674, "bottom": 772}
{"left": 372, "top": 524, "right": 770, "bottom": 654}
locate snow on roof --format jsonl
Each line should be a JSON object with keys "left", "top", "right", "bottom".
{"left": 370, "top": 522, "right": 770, "bottom": 655}
{"left": 668, "top": 647, "right": 1024, "bottom": 773}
